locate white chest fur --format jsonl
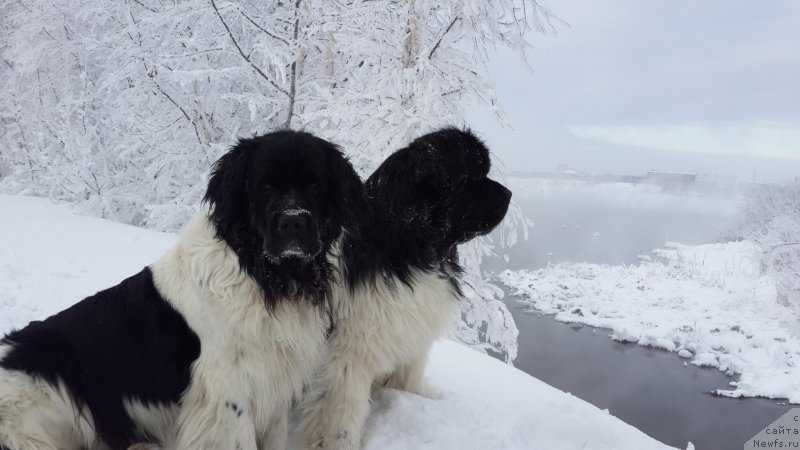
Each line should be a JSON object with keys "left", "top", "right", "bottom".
{"left": 151, "top": 215, "right": 329, "bottom": 449}
{"left": 332, "top": 268, "right": 460, "bottom": 376}
{"left": 299, "top": 266, "right": 461, "bottom": 450}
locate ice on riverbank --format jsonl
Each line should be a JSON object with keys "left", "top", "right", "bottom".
{"left": 500, "top": 240, "right": 800, "bottom": 404}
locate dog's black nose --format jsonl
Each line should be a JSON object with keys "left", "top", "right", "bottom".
{"left": 276, "top": 214, "right": 308, "bottom": 237}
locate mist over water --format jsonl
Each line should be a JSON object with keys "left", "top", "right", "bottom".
{"left": 485, "top": 178, "right": 743, "bottom": 272}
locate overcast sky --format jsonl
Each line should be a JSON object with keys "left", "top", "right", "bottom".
{"left": 467, "top": 0, "right": 800, "bottom": 182}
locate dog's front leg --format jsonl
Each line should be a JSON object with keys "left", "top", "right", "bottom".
{"left": 380, "top": 353, "right": 439, "bottom": 399}
{"left": 299, "top": 359, "right": 373, "bottom": 450}
{"left": 175, "top": 371, "right": 258, "bottom": 450}
{"left": 257, "top": 409, "right": 288, "bottom": 450}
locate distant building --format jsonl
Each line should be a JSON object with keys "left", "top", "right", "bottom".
{"left": 555, "top": 164, "right": 586, "bottom": 179}
{"left": 642, "top": 171, "right": 697, "bottom": 191}
{"left": 695, "top": 174, "right": 740, "bottom": 196}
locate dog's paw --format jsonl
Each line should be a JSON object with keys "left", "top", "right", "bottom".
{"left": 382, "top": 376, "right": 441, "bottom": 400}
{"left": 127, "top": 444, "right": 163, "bottom": 450}
{"left": 303, "top": 434, "right": 358, "bottom": 450}
{"left": 404, "top": 381, "right": 442, "bottom": 400}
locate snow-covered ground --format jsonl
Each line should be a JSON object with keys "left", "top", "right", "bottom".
{"left": 0, "top": 195, "right": 681, "bottom": 450}
{"left": 500, "top": 241, "right": 800, "bottom": 404}
{"left": 0, "top": 195, "right": 177, "bottom": 332}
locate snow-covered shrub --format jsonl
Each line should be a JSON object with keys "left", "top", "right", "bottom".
{"left": 0, "top": 0, "right": 558, "bottom": 361}
{"left": 738, "top": 182, "right": 800, "bottom": 306}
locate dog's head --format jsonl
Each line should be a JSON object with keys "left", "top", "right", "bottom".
{"left": 204, "top": 130, "right": 363, "bottom": 306}
{"left": 366, "top": 127, "right": 511, "bottom": 263}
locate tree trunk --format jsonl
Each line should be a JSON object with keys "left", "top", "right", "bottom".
{"left": 284, "top": 0, "right": 302, "bottom": 129}
{"left": 400, "top": 0, "right": 419, "bottom": 143}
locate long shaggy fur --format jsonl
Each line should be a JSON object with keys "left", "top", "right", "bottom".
{"left": 299, "top": 128, "right": 512, "bottom": 450}
{"left": 0, "top": 130, "right": 363, "bottom": 450}
{"left": 149, "top": 215, "right": 332, "bottom": 449}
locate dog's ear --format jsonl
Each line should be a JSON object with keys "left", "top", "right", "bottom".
{"left": 203, "top": 138, "right": 254, "bottom": 239}
{"left": 367, "top": 146, "right": 454, "bottom": 251}
{"left": 327, "top": 148, "right": 365, "bottom": 236}
{"left": 368, "top": 148, "right": 446, "bottom": 215}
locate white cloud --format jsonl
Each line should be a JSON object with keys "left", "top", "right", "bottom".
{"left": 567, "top": 122, "right": 800, "bottom": 159}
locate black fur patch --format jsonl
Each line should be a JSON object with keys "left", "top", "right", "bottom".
{"left": 0, "top": 130, "right": 365, "bottom": 449}
{"left": 0, "top": 268, "right": 200, "bottom": 448}
{"left": 204, "top": 130, "right": 364, "bottom": 309}
{"left": 343, "top": 127, "right": 511, "bottom": 290}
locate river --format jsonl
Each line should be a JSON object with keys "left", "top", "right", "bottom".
{"left": 486, "top": 179, "right": 792, "bottom": 450}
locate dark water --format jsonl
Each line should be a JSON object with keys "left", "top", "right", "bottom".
{"left": 509, "top": 304, "right": 791, "bottom": 450}
{"left": 489, "top": 185, "right": 792, "bottom": 449}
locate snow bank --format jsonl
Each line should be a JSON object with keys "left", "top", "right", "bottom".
{"left": 0, "top": 194, "right": 679, "bottom": 449}
{"left": 500, "top": 241, "right": 800, "bottom": 403}
{"left": 361, "top": 339, "right": 676, "bottom": 450}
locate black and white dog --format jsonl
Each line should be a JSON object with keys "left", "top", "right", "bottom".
{"left": 299, "top": 128, "right": 512, "bottom": 450}
{"left": 0, "top": 130, "right": 363, "bottom": 450}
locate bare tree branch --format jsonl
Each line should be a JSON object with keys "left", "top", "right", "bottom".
{"left": 210, "top": 0, "right": 289, "bottom": 97}
{"left": 284, "top": 0, "right": 301, "bottom": 128}
{"left": 151, "top": 80, "right": 203, "bottom": 146}
{"left": 429, "top": 16, "right": 459, "bottom": 60}
{"left": 239, "top": 10, "right": 290, "bottom": 46}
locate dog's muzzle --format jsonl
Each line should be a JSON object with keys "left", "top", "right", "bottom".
{"left": 267, "top": 208, "right": 320, "bottom": 259}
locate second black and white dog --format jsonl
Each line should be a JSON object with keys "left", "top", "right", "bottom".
{"left": 299, "top": 128, "right": 512, "bottom": 450}
{"left": 0, "top": 130, "right": 363, "bottom": 450}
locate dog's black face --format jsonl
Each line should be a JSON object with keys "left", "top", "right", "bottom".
{"left": 204, "top": 130, "right": 363, "bottom": 307}
{"left": 365, "top": 127, "right": 511, "bottom": 266}
{"left": 448, "top": 177, "right": 511, "bottom": 245}
{"left": 246, "top": 147, "right": 337, "bottom": 261}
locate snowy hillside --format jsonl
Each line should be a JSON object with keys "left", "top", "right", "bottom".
{"left": 500, "top": 241, "right": 800, "bottom": 404}
{"left": 0, "top": 195, "right": 681, "bottom": 450}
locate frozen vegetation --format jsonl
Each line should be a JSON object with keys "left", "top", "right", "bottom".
{"left": 736, "top": 183, "right": 800, "bottom": 307}
{"left": 0, "top": 0, "right": 554, "bottom": 361}
{"left": 0, "top": 195, "right": 683, "bottom": 450}
{"left": 500, "top": 239, "right": 800, "bottom": 403}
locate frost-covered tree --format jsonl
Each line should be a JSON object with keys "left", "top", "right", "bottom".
{"left": 0, "top": 0, "right": 556, "bottom": 361}
{"left": 738, "top": 182, "right": 800, "bottom": 307}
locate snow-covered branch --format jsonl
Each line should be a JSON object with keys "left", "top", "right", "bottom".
{"left": 0, "top": 0, "right": 558, "bottom": 361}
{"left": 210, "top": 0, "right": 289, "bottom": 97}
{"left": 737, "top": 182, "right": 800, "bottom": 305}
